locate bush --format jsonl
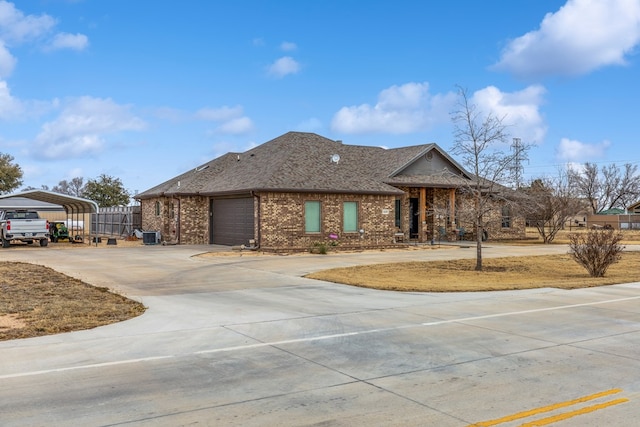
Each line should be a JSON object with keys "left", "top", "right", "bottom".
{"left": 310, "top": 240, "right": 338, "bottom": 255}
{"left": 311, "top": 241, "right": 329, "bottom": 254}
{"left": 568, "top": 229, "right": 624, "bottom": 277}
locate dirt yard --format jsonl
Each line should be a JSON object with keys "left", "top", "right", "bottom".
{"left": 0, "top": 261, "right": 145, "bottom": 341}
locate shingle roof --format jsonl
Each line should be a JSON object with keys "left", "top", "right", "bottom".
{"left": 137, "top": 132, "right": 474, "bottom": 198}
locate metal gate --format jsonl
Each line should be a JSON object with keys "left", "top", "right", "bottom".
{"left": 210, "top": 198, "right": 254, "bottom": 245}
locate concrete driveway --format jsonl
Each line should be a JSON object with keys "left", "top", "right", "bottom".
{"left": 0, "top": 243, "right": 639, "bottom": 426}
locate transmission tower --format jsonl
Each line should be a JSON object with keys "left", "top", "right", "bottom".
{"left": 510, "top": 137, "right": 528, "bottom": 189}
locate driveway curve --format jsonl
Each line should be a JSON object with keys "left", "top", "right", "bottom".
{"left": 1, "top": 243, "right": 639, "bottom": 426}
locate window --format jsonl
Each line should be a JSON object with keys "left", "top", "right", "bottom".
{"left": 395, "top": 199, "right": 401, "bottom": 228}
{"left": 501, "top": 205, "right": 511, "bottom": 228}
{"left": 155, "top": 201, "right": 161, "bottom": 216}
{"left": 343, "top": 201, "right": 358, "bottom": 232}
{"left": 305, "top": 201, "right": 321, "bottom": 233}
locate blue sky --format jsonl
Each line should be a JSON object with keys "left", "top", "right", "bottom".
{"left": 1, "top": 0, "right": 639, "bottom": 197}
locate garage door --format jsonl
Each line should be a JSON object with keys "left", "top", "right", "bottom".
{"left": 210, "top": 198, "right": 255, "bottom": 245}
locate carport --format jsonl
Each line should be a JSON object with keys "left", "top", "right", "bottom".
{"left": 0, "top": 190, "right": 99, "bottom": 243}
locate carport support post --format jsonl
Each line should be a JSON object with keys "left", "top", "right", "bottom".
{"left": 94, "top": 207, "right": 99, "bottom": 246}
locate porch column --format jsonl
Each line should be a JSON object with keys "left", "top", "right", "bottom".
{"left": 419, "top": 188, "right": 426, "bottom": 242}
{"left": 449, "top": 188, "right": 456, "bottom": 227}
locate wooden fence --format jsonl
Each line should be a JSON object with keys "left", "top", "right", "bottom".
{"left": 92, "top": 206, "right": 142, "bottom": 237}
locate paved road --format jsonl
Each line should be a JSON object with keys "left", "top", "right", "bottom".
{"left": 0, "top": 243, "right": 639, "bottom": 426}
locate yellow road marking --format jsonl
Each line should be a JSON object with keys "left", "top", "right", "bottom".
{"left": 519, "top": 398, "right": 629, "bottom": 426}
{"left": 468, "top": 388, "right": 623, "bottom": 426}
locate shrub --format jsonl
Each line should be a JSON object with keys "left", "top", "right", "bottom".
{"left": 310, "top": 240, "right": 338, "bottom": 255}
{"left": 568, "top": 229, "right": 624, "bottom": 277}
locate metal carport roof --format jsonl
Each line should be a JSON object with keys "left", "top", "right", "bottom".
{"left": 0, "top": 190, "right": 98, "bottom": 214}
{"left": 0, "top": 190, "right": 99, "bottom": 242}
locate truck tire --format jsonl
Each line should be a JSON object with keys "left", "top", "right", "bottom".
{"left": 2, "top": 238, "right": 9, "bottom": 248}
{"left": 40, "top": 238, "right": 48, "bottom": 247}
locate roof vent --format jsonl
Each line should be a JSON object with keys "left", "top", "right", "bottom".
{"left": 331, "top": 154, "right": 340, "bottom": 164}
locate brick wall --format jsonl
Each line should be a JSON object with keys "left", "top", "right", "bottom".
{"left": 258, "top": 192, "right": 396, "bottom": 251}
{"left": 178, "top": 196, "right": 209, "bottom": 244}
{"left": 140, "top": 196, "right": 208, "bottom": 244}
{"left": 141, "top": 188, "right": 525, "bottom": 248}
{"left": 140, "top": 197, "right": 166, "bottom": 238}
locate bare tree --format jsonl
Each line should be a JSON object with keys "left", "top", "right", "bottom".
{"left": 52, "top": 177, "right": 85, "bottom": 197}
{"left": 569, "top": 163, "right": 640, "bottom": 213}
{"left": 522, "top": 171, "right": 584, "bottom": 243}
{"left": 22, "top": 185, "right": 49, "bottom": 191}
{"left": 569, "top": 229, "right": 624, "bottom": 277}
{"left": 450, "top": 86, "right": 529, "bottom": 270}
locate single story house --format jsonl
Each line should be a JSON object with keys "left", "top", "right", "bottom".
{"left": 136, "top": 132, "right": 525, "bottom": 250}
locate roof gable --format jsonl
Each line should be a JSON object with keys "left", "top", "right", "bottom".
{"left": 389, "top": 144, "right": 471, "bottom": 179}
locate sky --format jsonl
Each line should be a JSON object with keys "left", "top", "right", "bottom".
{"left": 1, "top": 0, "right": 639, "bottom": 199}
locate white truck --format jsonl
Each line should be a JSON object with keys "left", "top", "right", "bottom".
{"left": 0, "top": 210, "right": 50, "bottom": 248}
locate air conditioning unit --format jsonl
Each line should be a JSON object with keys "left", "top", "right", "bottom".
{"left": 142, "top": 231, "right": 161, "bottom": 245}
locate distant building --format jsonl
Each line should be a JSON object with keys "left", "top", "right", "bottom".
{"left": 586, "top": 202, "right": 640, "bottom": 230}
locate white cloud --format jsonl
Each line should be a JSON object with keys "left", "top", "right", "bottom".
{"left": 556, "top": 138, "right": 611, "bottom": 161}
{"left": 331, "top": 82, "right": 456, "bottom": 134}
{"left": 32, "top": 96, "right": 147, "bottom": 159}
{"left": 267, "top": 56, "right": 300, "bottom": 78}
{"left": 0, "top": 1, "right": 88, "bottom": 60}
{"left": 0, "top": 1, "right": 56, "bottom": 44}
{"left": 472, "top": 85, "right": 547, "bottom": 144}
{"left": 153, "top": 106, "right": 188, "bottom": 122}
{"left": 215, "top": 117, "right": 254, "bottom": 134}
{"left": 65, "top": 167, "right": 84, "bottom": 181}
{"left": 0, "top": 40, "right": 15, "bottom": 78}
{"left": 280, "top": 41, "right": 297, "bottom": 51}
{"left": 196, "top": 105, "right": 243, "bottom": 121}
{"left": 196, "top": 105, "right": 253, "bottom": 135}
{"left": 47, "top": 32, "right": 89, "bottom": 51}
{"left": 0, "top": 79, "right": 22, "bottom": 117}
{"left": 493, "top": 0, "right": 640, "bottom": 79}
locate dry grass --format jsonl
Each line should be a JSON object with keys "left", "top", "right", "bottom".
{"left": 0, "top": 262, "right": 145, "bottom": 341}
{"left": 305, "top": 252, "right": 640, "bottom": 292}
{"left": 520, "top": 228, "right": 640, "bottom": 245}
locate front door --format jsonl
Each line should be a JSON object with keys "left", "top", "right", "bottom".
{"left": 409, "top": 198, "right": 419, "bottom": 239}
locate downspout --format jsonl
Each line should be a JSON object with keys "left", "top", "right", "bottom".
{"left": 251, "top": 191, "right": 261, "bottom": 250}
{"left": 174, "top": 197, "right": 181, "bottom": 244}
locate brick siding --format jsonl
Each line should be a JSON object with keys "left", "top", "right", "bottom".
{"left": 141, "top": 187, "right": 525, "bottom": 249}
